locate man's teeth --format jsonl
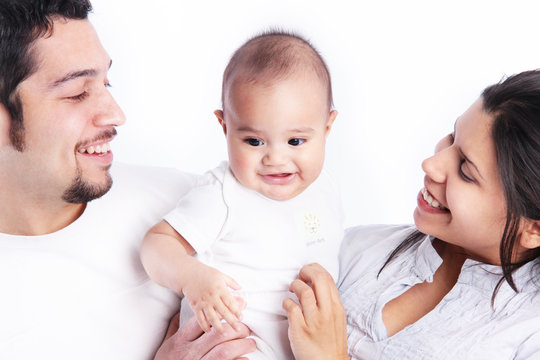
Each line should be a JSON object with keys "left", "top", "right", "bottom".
{"left": 78, "top": 143, "right": 111, "bottom": 154}
{"left": 421, "top": 187, "right": 445, "bottom": 210}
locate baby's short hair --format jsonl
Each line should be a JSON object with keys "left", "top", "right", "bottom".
{"left": 221, "top": 30, "right": 333, "bottom": 110}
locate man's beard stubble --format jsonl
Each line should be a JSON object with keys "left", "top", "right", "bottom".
{"left": 62, "top": 167, "right": 113, "bottom": 204}
{"left": 10, "top": 105, "right": 116, "bottom": 203}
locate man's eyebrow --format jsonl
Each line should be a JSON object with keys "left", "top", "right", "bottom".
{"left": 50, "top": 69, "right": 97, "bottom": 88}
{"left": 49, "top": 60, "right": 112, "bottom": 89}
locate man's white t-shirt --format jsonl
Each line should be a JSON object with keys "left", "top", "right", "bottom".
{"left": 0, "top": 163, "right": 196, "bottom": 360}
{"left": 164, "top": 162, "right": 344, "bottom": 359}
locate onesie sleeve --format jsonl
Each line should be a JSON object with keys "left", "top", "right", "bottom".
{"left": 163, "top": 169, "right": 228, "bottom": 255}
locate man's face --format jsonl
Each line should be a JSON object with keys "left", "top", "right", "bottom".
{"left": 10, "top": 18, "right": 125, "bottom": 204}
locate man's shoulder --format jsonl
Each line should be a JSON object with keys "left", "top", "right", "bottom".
{"left": 111, "top": 162, "right": 196, "bottom": 189}
{"left": 106, "top": 162, "right": 197, "bottom": 209}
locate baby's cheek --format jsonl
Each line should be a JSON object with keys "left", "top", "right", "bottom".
{"left": 300, "top": 146, "right": 325, "bottom": 176}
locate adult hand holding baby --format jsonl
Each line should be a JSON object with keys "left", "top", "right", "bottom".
{"left": 154, "top": 313, "right": 255, "bottom": 360}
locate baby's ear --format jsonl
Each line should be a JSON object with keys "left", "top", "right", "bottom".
{"left": 214, "top": 110, "right": 227, "bottom": 135}
{"left": 520, "top": 220, "right": 540, "bottom": 249}
{"left": 325, "top": 109, "right": 338, "bottom": 136}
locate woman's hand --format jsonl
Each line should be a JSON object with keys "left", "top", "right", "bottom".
{"left": 283, "top": 263, "right": 349, "bottom": 360}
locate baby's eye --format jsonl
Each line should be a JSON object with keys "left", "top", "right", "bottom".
{"left": 288, "top": 138, "right": 305, "bottom": 146}
{"left": 245, "top": 138, "right": 264, "bottom": 146}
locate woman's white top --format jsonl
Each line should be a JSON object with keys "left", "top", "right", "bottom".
{"left": 338, "top": 224, "right": 540, "bottom": 360}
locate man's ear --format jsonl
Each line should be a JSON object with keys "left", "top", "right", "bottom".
{"left": 325, "top": 109, "right": 338, "bottom": 137}
{"left": 0, "top": 103, "right": 11, "bottom": 147}
{"left": 520, "top": 220, "right": 540, "bottom": 249}
{"left": 214, "top": 110, "right": 227, "bottom": 135}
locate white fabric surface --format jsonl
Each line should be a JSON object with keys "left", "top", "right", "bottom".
{"left": 164, "top": 162, "right": 344, "bottom": 360}
{"left": 0, "top": 163, "right": 196, "bottom": 360}
{"left": 338, "top": 224, "right": 540, "bottom": 360}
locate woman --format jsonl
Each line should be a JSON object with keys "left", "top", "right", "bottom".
{"left": 284, "top": 69, "right": 540, "bottom": 359}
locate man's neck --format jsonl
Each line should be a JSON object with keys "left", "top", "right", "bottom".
{"left": 0, "top": 196, "right": 86, "bottom": 236}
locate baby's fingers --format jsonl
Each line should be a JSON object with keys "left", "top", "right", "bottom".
{"left": 195, "top": 308, "right": 211, "bottom": 333}
{"left": 225, "top": 274, "right": 242, "bottom": 291}
{"left": 222, "top": 292, "right": 243, "bottom": 320}
{"left": 216, "top": 296, "right": 244, "bottom": 331}
{"left": 205, "top": 306, "right": 225, "bottom": 334}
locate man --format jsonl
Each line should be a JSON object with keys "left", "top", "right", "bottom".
{"left": 0, "top": 0, "right": 255, "bottom": 358}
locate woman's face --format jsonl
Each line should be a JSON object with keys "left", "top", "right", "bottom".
{"left": 414, "top": 98, "right": 511, "bottom": 264}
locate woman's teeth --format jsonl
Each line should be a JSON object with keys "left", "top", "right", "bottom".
{"left": 78, "top": 143, "right": 111, "bottom": 155}
{"left": 421, "top": 187, "right": 445, "bottom": 210}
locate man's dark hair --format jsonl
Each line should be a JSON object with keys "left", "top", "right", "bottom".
{"left": 0, "top": 0, "right": 92, "bottom": 151}
{"left": 221, "top": 30, "right": 333, "bottom": 112}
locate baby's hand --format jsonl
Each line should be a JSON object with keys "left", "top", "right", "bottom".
{"left": 182, "top": 263, "right": 243, "bottom": 334}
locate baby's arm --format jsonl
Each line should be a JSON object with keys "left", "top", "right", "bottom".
{"left": 141, "top": 220, "right": 243, "bottom": 333}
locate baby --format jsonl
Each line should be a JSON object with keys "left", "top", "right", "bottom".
{"left": 141, "top": 31, "right": 343, "bottom": 360}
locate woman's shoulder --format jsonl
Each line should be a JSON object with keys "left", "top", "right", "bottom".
{"left": 344, "top": 224, "right": 415, "bottom": 242}
{"left": 341, "top": 224, "right": 416, "bottom": 258}
{"left": 337, "top": 224, "right": 417, "bottom": 288}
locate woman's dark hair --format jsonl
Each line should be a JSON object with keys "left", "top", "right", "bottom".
{"left": 0, "top": 0, "right": 92, "bottom": 151}
{"left": 483, "top": 70, "right": 540, "bottom": 291}
{"left": 380, "top": 70, "right": 540, "bottom": 296}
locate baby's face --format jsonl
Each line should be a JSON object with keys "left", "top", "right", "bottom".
{"left": 216, "top": 73, "right": 336, "bottom": 201}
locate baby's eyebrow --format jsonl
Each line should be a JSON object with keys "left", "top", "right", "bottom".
{"left": 236, "top": 126, "right": 259, "bottom": 133}
{"left": 289, "top": 127, "right": 315, "bottom": 134}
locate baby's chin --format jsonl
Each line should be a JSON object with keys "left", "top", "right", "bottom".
{"left": 235, "top": 172, "right": 312, "bottom": 201}
{"left": 258, "top": 184, "right": 310, "bottom": 201}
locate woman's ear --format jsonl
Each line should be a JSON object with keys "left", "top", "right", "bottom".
{"left": 214, "top": 109, "right": 227, "bottom": 135}
{"left": 520, "top": 220, "right": 540, "bottom": 249}
{"left": 0, "top": 104, "right": 11, "bottom": 147}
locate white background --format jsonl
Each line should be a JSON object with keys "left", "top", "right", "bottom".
{"left": 89, "top": 0, "right": 540, "bottom": 227}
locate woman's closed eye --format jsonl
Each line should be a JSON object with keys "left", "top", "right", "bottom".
{"left": 458, "top": 161, "right": 475, "bottom": 183}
